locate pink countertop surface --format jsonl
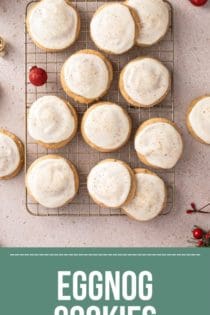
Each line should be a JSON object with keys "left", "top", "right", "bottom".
{"left": 0, "top": 0, "right": 210, "bottom": 247}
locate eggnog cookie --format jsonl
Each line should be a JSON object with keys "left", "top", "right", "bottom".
{"left": 122, "top": 168, "right": 167, "bottom": 221}
{"left": 126, "top": 0, "right": 169, "bottom": 46}
{"left": 26, "top": 0, "right": 80, "bottom": 51}
{"left": 26, "top": 155, "right": 79, "bottom": 208}
{"left": 0, "top": 129, "right": 24, "bottom": 180}
{"left": 187, "top": 95, "right": 210, "bottom": 144}
{"left": 28, "top": 95, "right": 78, "bottom": 149}
{"left": 134, "top": 118, "right": 183, "bottom": 169}
{"left": 81, "top": 102, "right": 132, "bottom": 152}
{"left": 87, "top": 159, "right": 136, "bottom": 209}
{"left": 90, "top": 2, "right": 138, "bottom": 55}
{"left": 119, "top": 57, "right": 170, "bottom": 108}
{"left": 61, "top": 49, "right": 113, "bottom": 104}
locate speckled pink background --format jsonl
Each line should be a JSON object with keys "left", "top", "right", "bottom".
{"left": 0, "top": 0, "right": 210, "bottom": 247}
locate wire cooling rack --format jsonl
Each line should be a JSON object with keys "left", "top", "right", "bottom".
{"left": 25, "top": 0, "right": 175, "bottom": 216}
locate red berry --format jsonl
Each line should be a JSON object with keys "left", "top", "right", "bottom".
{"left": 29, "top": 66, "right": 47, "bottom": 86}
{"left": 190, "top": 0, "right": 208, "bottom": 6}
{"left": 191, "top": 203, "right": 197, "bottom": 210}
{"left": 186, "top": 210, "right": 194, "bottom": 214}
{"left": 192, "top": 228, "right": 203, "bottom": 239}
{"left": 197, "top": 240, "right": 204, "bottom": 247}
{"left": 205, "top": 232, "right": 210, "bottom": 239}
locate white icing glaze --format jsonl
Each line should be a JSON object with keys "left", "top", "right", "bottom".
{"left": 0, "top": 133, "right": 20, "bottom": 177}
{"left": 127, "top": 0, "right": 169, "bottom": 46}
{"left": 189, "top": 97, "right": 210, "bottom": 144}
{"left": 122, "top": 57, "right": 170, "bottom": 107}
{"left": 90, "top": 3, "right": 135, "bottom": 54}
{"left": 63, "top": 53, "right": 109, "bottom": 99}
{"left": 28, "top": 95, "right": 76, "bottom": 144}
{"left": 83, "top": 103, "right": 130, "bottom": 150}
{"left": 28, "top": 0, "right": 78, "bottom": 50}
{"left": 123, "top": 172, "right": 165, "bottom": 221}
{"left": 27, "top": 157, "right": 76, "bottom": 208}
{"left": 135, "top": 122, "right": 183, "bottom": 169}
{"left": 87, "top": 160, "right": 131, "bottom": 208}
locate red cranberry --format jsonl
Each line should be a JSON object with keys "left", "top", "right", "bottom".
{"left": 192, "top": 228, "right": 203, "bottom": 239}
{"left": 190, "top": 0, "right": 208, "bottom": 6}
{"left": 29, "top": 66, "right": 48, "bottom": 86}
{"left": 186, "top": 210, "right": 194, "bottom": 214}
{"left": 197, "top": 240, "right": 204, "bottom": 247}
{"left": 205, "top": 232, "right": 210, "bottom": 239}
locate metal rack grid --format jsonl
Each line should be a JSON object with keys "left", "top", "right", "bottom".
{"left": 25, "top": 0, "right": 175, "bottom": 216}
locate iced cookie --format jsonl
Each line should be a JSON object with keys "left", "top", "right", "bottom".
{"left": 87, "top": 159, "right": 136, "bottom": 209}
{"left": 119, "top": 57, "right": 170, "bottom": 108}
{"left": 0, "top": 129, "right": 24, "bottom": 180}
{"left": 26, "top": 155, "right": 79, "bottom": 208}
{"left": 126, "top": 0, "right": 169, "bottom": 46}
{"left": 187, "top": 95, "right": 210, "bottom": 144}
{"left": 90, "top": 2, "right": 138, "bottom": 54}
{"left": 134, "top": 118, "right": 183, "bottom": 169}
{"left": 81, "top": 102, "right": 132, "bottom": 152}
{"left": 122, "top": 168, "right": 167, "bottom": 221}
{"left": 61, "top": 49, "right": 113, "bottom": 104}
{"left": 28, "top": 95, "right": 78, "bottom": 149}
{"left": 26, "top": 0, "right": 80, "bottom": 51}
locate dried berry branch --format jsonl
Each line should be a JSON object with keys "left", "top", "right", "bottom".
{"left": 186, "top": 202, "right": 210, "bottom": 214}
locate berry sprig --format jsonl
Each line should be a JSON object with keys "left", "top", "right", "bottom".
{"left": 186, "top": 202, "right": 210, "bottom": 214}
{"left": 190, "top": 226, "right": 210, "bottom": 247}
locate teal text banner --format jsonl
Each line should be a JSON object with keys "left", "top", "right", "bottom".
{"left": 1, "top": 248, "right": 209, "bottom": 315}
